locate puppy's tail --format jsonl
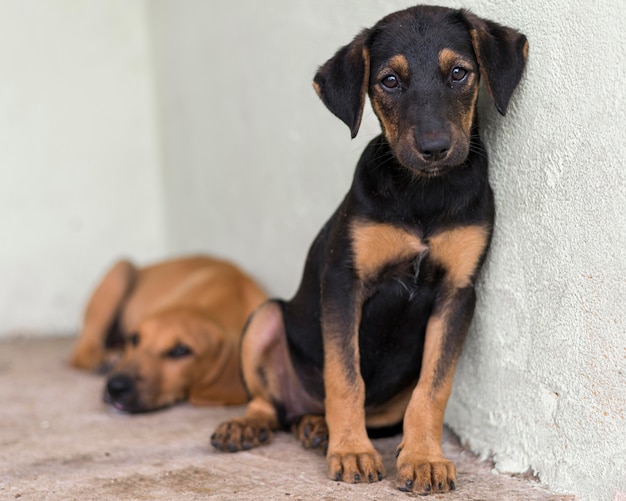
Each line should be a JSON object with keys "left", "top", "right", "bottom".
{"left": 69, "top": 260, "right": 137, "bottom": 371}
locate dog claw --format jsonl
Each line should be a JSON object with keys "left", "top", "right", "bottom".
{"left": 450, "top": 480, "right": 456, "bottom": 490}
{"left": 399, "top": 479, "right": 413, "bottom": 492}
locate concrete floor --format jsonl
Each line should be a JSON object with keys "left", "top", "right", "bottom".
{"left": 0, "top": 336, "right": 576, "bottom": 501}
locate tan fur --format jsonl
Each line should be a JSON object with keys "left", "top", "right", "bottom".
{"left": 389, "top": 54, "right": 410, "bottom": 81}
{"left": 70, "top": 255, "right": 266, "bottom": 410}
{"left": 437, "top": 48, "right": 460, "bottom": 73}
{"left": 436, "top": 48, "right": 480, "bottom": 135}
{"left": 395, "top": 314, "right": 457, "bottom": 492}
{"left": 325, "top": 339, "right": 385, "bottom": 482}
{"left": 351, "top": 221, "right": 426, "bottom": 280}
{"left": 464, "top": 84, "right": 480, "bottom": 136}
{"left": 370, "top": 97, "right": 397, "bottom": 142}
{"left": 429, "top": 225, "right": 489, "bottom": 288}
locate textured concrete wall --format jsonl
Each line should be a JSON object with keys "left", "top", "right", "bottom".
{"left": 150, "top": 1, "right": 625, "bottom": 499}
{"left": 443, "top": 1, "right": 626, "bottom": 500}
{"left": 0, "top": 1, "right": 167, "bottom": 336}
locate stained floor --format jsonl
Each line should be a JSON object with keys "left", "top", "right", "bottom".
{"left": 0, "top": 337, "right": 576, "bottom": 500}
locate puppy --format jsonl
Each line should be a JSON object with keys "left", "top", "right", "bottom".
{"left": 70, "top": 255, "right": 266, "bottom": 413}
{"left": 211, "top": 5, "right": 527, "bottom": 495}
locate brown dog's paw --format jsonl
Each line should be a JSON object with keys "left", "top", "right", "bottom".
{"left": 327, "top": 447, "right": 385, "bottom": 484}
{"left": 292, "top": 415, "right": 328, "bottom": 452}
{"left": 395, "top": 445, "right": 456, "bottom": 494}
{"left": 210, "top": 418, "right": 273, "bottom": 452}
{"left": 69, "top": 344, "right": 105, "bottom": 371}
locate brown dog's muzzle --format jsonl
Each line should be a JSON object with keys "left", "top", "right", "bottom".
{"left": 104, "top": 373, "right": 145, "bottom": 413}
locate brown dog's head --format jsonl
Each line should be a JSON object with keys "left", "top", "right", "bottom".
{"left": 313, "top": 6, "right": 528, "bottom": 176}
{"left": 103, "top": 308, "right": 246, "bottom": 413}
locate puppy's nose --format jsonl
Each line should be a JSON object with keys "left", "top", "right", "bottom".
{"left": 417, "top": 133, "right": 451, "bottom": 161}
{"left": 106, "top": 374, "right": 134, "bottom": 398}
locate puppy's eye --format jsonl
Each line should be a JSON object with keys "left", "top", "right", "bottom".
{"left": 381, "top": 74, "right": 399, "bottom": 90}
{"left": 166, "top": 343, "right": 193, "bottom": 359}
{"left": 127, "top": 333, "right": 140, "bottom": 347}
{"left": 451, "top": 67, "right": 468, "bottom": 82}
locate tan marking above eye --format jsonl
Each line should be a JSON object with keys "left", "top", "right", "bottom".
{"left": 374, "top": 54, "right": 411, "bottom": 88}
{"left": 438, "top": 48, "right": 474, "bottom": 75}
{"left": 351, "top": 221, "right": 426, "bottom": 280}
{"left": 428, "top": 225, "right": 489, "bottom": 288}
{"left": 388, "top": 54, "right": 410, "bottom": 81}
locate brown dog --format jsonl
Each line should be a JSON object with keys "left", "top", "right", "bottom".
{"left": 70, "top": 255, "right": 266, "bottom": 413}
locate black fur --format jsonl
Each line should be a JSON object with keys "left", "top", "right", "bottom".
{"left": 282, "top": 5, "right": 525, "bottom": 422}
{"left": 212, "top": 6, "right": 527, "bottom": 492}
{"left": 284, "top": 131, "right": 491, "bottom": 410}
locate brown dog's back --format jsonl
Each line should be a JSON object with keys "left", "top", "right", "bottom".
{"left": 120, "top": 256, "right": 265, "bottom": 341}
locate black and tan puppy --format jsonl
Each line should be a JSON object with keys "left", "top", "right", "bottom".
{"left": 70, "top": 256, "right": 266, "bottom": 413}
{"left": 212, "top": 5, "right": 527, "bottom": 495}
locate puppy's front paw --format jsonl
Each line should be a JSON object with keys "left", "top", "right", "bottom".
{"left": 327, "top": 446, "right": 385, "bottom": 484}
{"left": 210, "top": 418, "right": 272, "bottom": 452}
{"left": 395, "top": 444, "right": 456, "bottom": 494}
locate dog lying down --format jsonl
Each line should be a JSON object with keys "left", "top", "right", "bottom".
{"left": 70, "top": 255, "right": 266, "bottom": 413}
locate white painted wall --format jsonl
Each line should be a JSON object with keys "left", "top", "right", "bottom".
{"left": 0, "top": 1, "right": 167, "bottom": 335}
{"left": 1, "top": 1, "right": 624, "bottom": 499}
{"left": 149, "top": 1, "right": 626, "bottom": 499}
{"left": 149, "top": 0, "right": 398, "bottom": 298}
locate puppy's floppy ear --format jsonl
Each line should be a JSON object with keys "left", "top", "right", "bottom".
{"left": 313, "top": 29, "right": 371, "bottom": 138}
{"left": 463, "top": 11, "right": 529, "bottom": 116}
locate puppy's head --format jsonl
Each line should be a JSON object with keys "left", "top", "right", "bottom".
{"left": 314, "top": 6, "right": 528, "bottom": 176}
{"left": 103, "top": 308, "right": 246, "bottom": 413}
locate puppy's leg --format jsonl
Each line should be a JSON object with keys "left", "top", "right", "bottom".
{"left": 211, "top": 301, "right": 286, "bottom": 451}
{"left": 70, "top": 260, "right": 136, "bottom": 371}
{"left": 395, "top": 286, "right": 475, "bottom": 495}
{"left": 322, "top": 276, "right": 385, "bottom": 484}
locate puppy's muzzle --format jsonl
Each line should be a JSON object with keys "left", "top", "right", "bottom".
{"left": 416, "top": 131, "right": 451, "bottom": 162}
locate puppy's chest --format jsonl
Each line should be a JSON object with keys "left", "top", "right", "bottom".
{"left": 350, "top": 220, "right": 489, "bottom": 289}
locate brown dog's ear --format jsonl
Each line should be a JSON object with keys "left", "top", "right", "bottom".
{"left": 186, "top": 318, "right": 248, "bottom": 406}
{"left": 313, "top": 29, "right": 371, "bottom": 138}
{"left": 463, "top": 12, "right": 529, "bottom": 116}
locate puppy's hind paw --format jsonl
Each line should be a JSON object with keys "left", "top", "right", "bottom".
{"left": 292, "top": 414, "right": 328, "bottom": 453}
{"left": 211, "top": 418, "right": 273, "bottom": 452}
